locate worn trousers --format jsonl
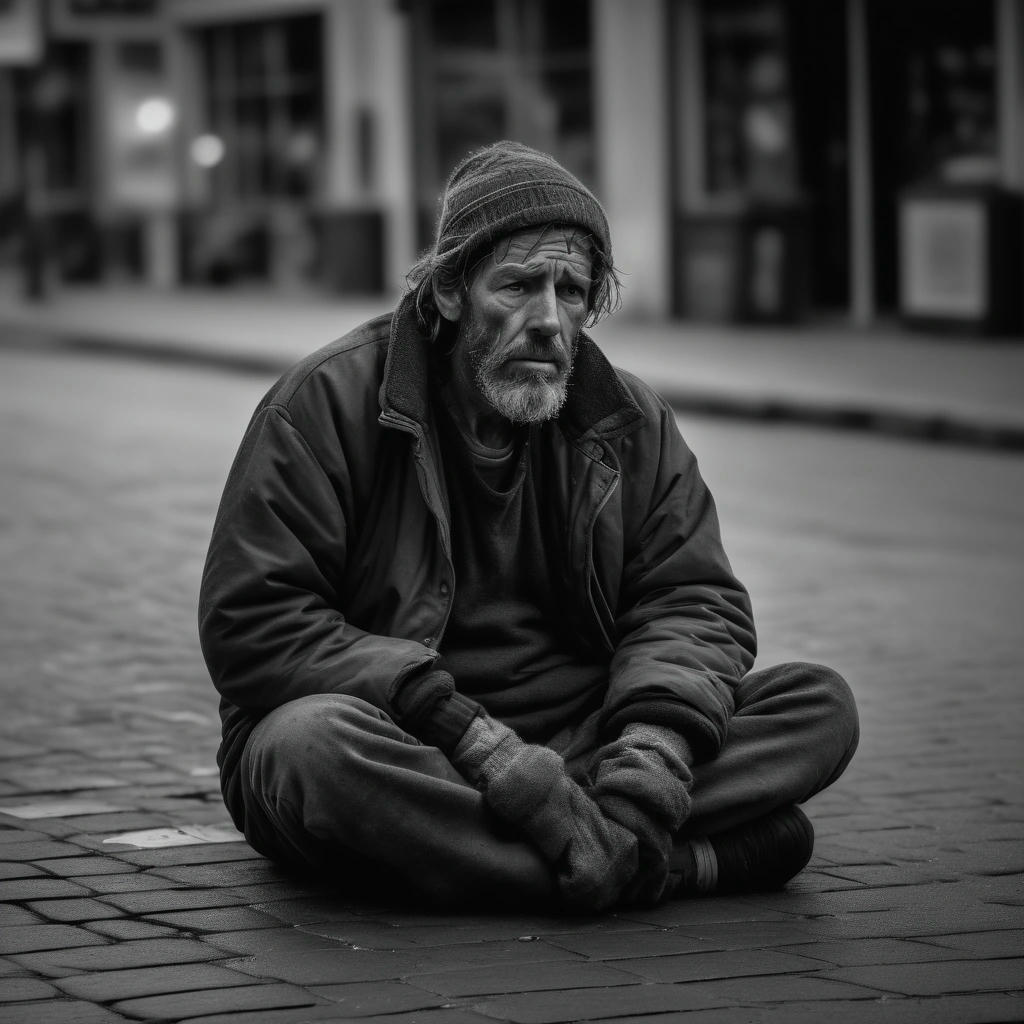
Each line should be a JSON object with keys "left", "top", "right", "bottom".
{"left": 237, "top": 661, "right": 859, "bottom": 907}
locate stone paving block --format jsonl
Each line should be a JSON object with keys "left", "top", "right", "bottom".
{"left": 114, "top": 843, "right": 262, "bottom": 867}
{"left": 0, "top": 828, "right": 50, "bottom": 844}
{"left": 759, "top": 882, "right": 958, "bottom": 917}
{"left": 822, "top": 959, "right": 1024, "bottom": 996}
{"left": 0, "top": 1001, "right": 131, "bottom": 1024}
{"left": 0, "top": 839, "right": 91, "bottom": 860}
{"left": 12, "top": 937, "right": 221, "bottom": 977}
{"left": 86, "top": 919, "right": 179, "bottom": 941}
{"left": 74, "top": 871, "right": 189, "bottom": 893}
{"left": 148, "top": 860, "right": 285, "bottom": 887}
{"left": 204, "top": 927, "right": 351, "bottom": 956}
{"left": 33, "top": 855, "right": 140, "bottom": 877}
{"left": 0, "top": 861, "right": 44, "bottom": 880}
{"left": 332, "top": 916, "right": 652, "bottom": 950}
{"left": 615, "top": 897, "right": 794, "bottom": 929}
{"left": 808, "top": 901, "right": 1024, "bottom": 939}
{"left": 112, "top": 982, "right": 329, "bottom": 1020}
{"left": 599, "top": 992, "right": 1024, "bottom": 1024}
{"left": 0, "top": 924, "right": 109, "bottom": 955}
{"left": 920, "top": 929, "right": 1024, "bottom": 957}
{"left": 54, "top": 812, "right": 170, "bottom": 834}
{"left": 0, "top": 905, "right": 42, "bottom": 926}
{"left": 98, "top": 887, "right": 249, "bottom": 914}
{"left": 674, "top": 973, "right": 890, "bottom": 1005}
{"left": 543, "top": 928, "right": 707, "bottom": 960}
{"left": 957, "top": 874, "right": 1024, "bottom": 903}
{"left": 56, "top": 961, "right": 263, "bottom": 1002}
{"left": 227, "top": 880, "right": 320, "bottom": 902}
{"left": 0, "top": 877, "right": 91, "bottom": 900}
{"left": 781, "top": 870, "right": 863, "bottom": 894}
{"left": 147, "top": 906, "right": 284, "bottom": 933}
{"left": 784, "top": 937, "right": 970, "bottom": 966}
{"left": 408, "top": 959, "right": 641, "bottom": 998}
{"left": 323, "top": 1012, "right": 494, "bottom": 1024}
{"left": 26, "top": 898, "right": 124, "bottom": 923}
{"left": 179, "top": 1008, "right": 489, "bottom": 1024}
{"left": 249, "top": 896, "right": 365, "bottom": 926}
{"left": 0, "top": 976, "right": 59, "bottom": 1002}
{"left": 228, "top": 938, "right": 583, "bottom": 986}
{"left": 296, "top": 921, "right": 430, "bottom": 951}
{"left": 812, "top": 842, "right": 890, "bottom": 866}
{"left": 821, "top": 863, "right": 959, "bottom": 886}
{"left": 610, "top": 948, "right": 825, "bottom": 984}
{"left": 470, "top": 981, "right": 725, "bottom": 1022}
{"left": 666, "top": 920, "right": 825, "bottom": 951}
{"left": 306, "top": 979, "right": 444, "bottom": 1016}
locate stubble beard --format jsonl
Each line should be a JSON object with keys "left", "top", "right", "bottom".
{"left": 463, "top": 317, "right": 575, "bottom": 425}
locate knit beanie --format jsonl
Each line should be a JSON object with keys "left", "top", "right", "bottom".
{"left": 433, "top": 140, "right": 612, "bottom": 273}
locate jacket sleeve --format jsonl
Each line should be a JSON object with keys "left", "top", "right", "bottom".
{"left": 198, "top": 403, "right": 435, "bottom": 714}
{"left": 600, "top": 394, "right": 756, "bottom": 761}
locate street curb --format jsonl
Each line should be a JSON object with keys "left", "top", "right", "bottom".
{"left": 5, "top": 322, "right": 1024, "bottom": 453}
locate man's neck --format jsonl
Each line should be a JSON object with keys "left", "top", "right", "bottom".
{"left": 442, "top": 372, "right": 515, "bottom": 450}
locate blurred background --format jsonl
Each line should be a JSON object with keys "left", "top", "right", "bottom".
{"left": 0, "top": 0, "right": 1021, "bottom": 334}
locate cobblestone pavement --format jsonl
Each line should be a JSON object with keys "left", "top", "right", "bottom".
{"left": 1, "top": 344, "right": 1022, "bottom": 1023}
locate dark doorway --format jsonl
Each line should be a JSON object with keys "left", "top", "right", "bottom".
{"left": 866, "top": 0, "right": 997, "bottom": 310}
{"left": 788, "top": 0, "right": 849, "bottom": 311}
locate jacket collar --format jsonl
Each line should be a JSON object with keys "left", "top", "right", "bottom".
{"left": 380, "top": 292, "right": 645, "bottom": 442}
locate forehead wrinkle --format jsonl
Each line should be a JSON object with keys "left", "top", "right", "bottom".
{"left": 492, "top": 225, "right": 591, "bottom": 266}
{"left": 492, "top": 255, "right": 592, "bottom": 285}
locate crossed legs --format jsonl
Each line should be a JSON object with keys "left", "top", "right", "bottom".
{"left": 236, "top": 662, "right": 858, "bottom": 907}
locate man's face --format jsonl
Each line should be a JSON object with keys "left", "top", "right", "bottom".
{"left": 449, "top": 225, "right": 593, "bottom": 426}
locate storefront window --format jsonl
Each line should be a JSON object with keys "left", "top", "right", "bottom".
{"left": 198, "top": 15, "right": 323, "bottom": 202}
{"left": 413, "top": 0, "right": 594, "bottom": 242}
{"left": 904, "top": 26, "right": 996, "bottom": 183}
{"left": 37, "top": 42, "right": 91, "bottom": 196}
{"left": 700, "top": 0, "right": 798, "bottom": 203}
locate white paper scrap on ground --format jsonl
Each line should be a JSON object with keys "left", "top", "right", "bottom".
{"left": 0, "top": 799, "right": 125, "bottom": 819}
{"left": 103, "top": 824, "right": 244, "bottom": 849}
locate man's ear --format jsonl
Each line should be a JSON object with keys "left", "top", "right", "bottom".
{"left": 432, "top": 277, "right": 463, "bottom": 323}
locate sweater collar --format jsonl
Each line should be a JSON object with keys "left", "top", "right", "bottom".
{"left": 381, "top": 293, "right": 644, "bottom": 442}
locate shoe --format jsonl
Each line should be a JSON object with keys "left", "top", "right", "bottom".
{"left": 674, "top": 804, "right": 814, "bottom": 895}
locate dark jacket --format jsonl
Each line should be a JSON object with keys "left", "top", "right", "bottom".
{"left": 199, "top": 295, "right": 756, "bottom": 825}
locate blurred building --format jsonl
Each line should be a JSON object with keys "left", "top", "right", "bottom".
{"left": 1, "top": 0, "right": 1022, "bottom": 329}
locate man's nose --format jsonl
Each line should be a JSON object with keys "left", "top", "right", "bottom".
{"left": 528, "top": 282, "right": 561, "bottom": 338}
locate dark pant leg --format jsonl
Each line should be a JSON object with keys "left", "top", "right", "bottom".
{"left": 238, "top": 693, "right": 555, "bottom": 908}
{"left": 680, "top": 661, "right": 859, "bottom": 838}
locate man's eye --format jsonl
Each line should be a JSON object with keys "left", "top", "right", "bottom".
{"left": 503, "top": 281, "right": 525, "bottom": 293}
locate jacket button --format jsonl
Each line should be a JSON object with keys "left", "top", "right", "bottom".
{"left": 440, "top": 581, "right": 450, "bottom": 597}
{"left": 423, "top": 637, "right": 433, "bottom": 647}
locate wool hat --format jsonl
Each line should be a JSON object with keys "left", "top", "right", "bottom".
{"left": 433, "top": 140, "right": 612, "bottom": 271}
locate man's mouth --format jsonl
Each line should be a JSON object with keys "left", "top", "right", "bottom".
{"left": 502, "top": 347, "right": 568, "bottom": 377}
{"left": 506, "top": 357, "right": 563, "bottom": 375}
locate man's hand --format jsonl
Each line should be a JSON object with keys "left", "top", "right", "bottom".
{"left": 452, "top": 715, "right": 638, "bottom": 911}
{"left": 590, "top": 723, "right": 695, "bottom": 905}
{"left": 388, "top": 666, "right": 481, "bottom": 752}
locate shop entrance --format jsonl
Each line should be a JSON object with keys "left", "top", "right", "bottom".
{"left": 866, "top": 0, "right": 997, "bottom": 311}
{"left": 674, "top": 0, "right": 850, "bottom": 321}
{"left": 787, "top": 0, "right": 849, "bottom": 311}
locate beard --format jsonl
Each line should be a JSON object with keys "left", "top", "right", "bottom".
{"left": 460, "top": 312, "right": 576, "bottom": 425}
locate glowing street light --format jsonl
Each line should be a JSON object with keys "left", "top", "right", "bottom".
{"left": 190, "top": 133, "right": 225, "bottom": 168}
{"left": 135, "top": 96, "right": 175, "bottom": 135}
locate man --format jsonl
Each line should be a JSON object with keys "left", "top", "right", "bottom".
{"left": 199, "top": 141, "right": 858, "bottom": 912}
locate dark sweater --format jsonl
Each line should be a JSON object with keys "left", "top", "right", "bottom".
{"left": 436, "top": 403, "right": 606, "bottom": 743}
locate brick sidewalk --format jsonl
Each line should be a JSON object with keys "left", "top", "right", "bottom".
{"left": 1, "top": 348, "right": 1022, "bottom": 1023}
